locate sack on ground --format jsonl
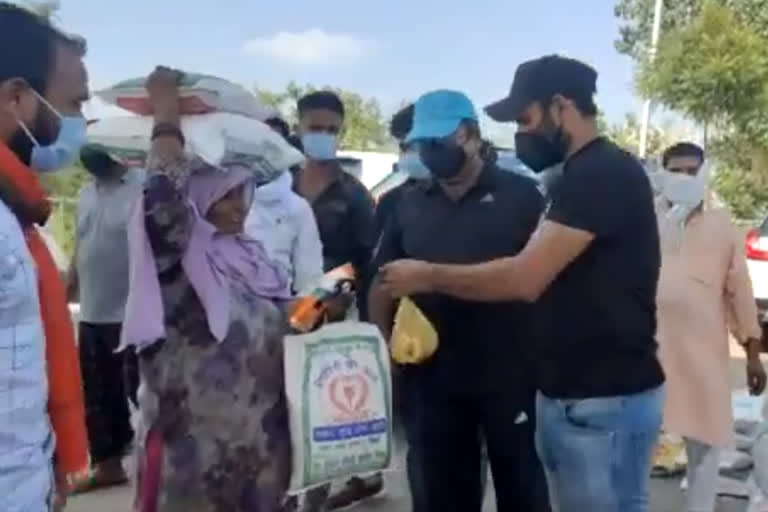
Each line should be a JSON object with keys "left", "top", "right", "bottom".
{"left": 97, "top": 73, "right": 275, "bottom": 120}
{"left": 87, "top": 113, "right": 305, "bottom": 175}
{"left": 283, "top": 321, "right": 394, "bottom": 493}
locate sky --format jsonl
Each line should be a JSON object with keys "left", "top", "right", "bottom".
{"left": 45, "top": 0, "right": 642, "bottom": 139}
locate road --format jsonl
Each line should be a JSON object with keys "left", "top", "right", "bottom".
{"left": 65, "top": 463, "right": 749, "bottom": 512}
{"left": 67, "top": 342, "right": 760, "bottom": 512}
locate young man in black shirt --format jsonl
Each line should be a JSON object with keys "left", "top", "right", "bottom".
{"left": 292, "top": 91, "right": 381, "bottom": 512}
{"left": 369, "top": 90, "right": 549, "bottom": 512}
{"left": 378, "top": 56, "right": 665, "bottom": 512}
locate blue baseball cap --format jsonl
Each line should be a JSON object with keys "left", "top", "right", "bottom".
{"left": 405, "top": 90, "right": 478, "bottom": 144}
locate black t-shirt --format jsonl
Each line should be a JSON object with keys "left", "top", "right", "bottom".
{"left": 537, "top": 137, "right": 664, "bottom": 399}
{"left": 293, "top": 168, "right": 375, "bottom": 317}
{"left": 373, "top": 165, "right": 544, "bottom": 396}
{"left": 373, "top": 178, "right": 419, "bottom": 242}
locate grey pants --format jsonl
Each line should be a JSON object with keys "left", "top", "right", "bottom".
{"left": 685, "top": 438, "right": 721, "bottom": 512}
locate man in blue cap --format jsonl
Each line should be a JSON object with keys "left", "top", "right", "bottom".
{"left": 379, "top": 56, "right": 665, "bottom": 512}
{"left": 369, "top": 90, "right": 549, "bottom": 512}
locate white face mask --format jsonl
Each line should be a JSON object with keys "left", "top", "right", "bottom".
{"left": 660, "top": 170, "right": 706, "bottom": 208}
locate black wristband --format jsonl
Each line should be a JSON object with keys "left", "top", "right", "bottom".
{"left": 151, "top": 123, "right": 185, "bottom": 146}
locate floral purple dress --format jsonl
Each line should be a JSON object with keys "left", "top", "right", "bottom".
{"left": 134, "top": 156, "right": 292, "bottom": 512}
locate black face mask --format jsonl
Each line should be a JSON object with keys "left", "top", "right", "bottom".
{"left": 515, "top": 115, "right": 570, "bottom": 173}
{"left": 419, "top": 139, "right": 467, "bottom": 180}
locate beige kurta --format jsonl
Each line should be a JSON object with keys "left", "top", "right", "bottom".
{"left": 656, "top": 207, "right": 761, "bottom": 447}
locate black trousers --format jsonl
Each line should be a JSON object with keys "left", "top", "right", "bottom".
{"left": 78, "top": 322, "right": 138, "bottom": 464}
{"left": 405, "top": 378, "right": 551, "bottom": 512}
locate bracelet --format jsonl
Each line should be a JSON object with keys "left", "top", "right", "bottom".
{"left": 151, "top": 123, "right": 185, "bottom": 146}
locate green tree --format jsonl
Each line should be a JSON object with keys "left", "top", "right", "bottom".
{"left": 41, "top": 164, "right": 90, "bottom": 256}
{"left": 256, "top": 81, "right": 391, "bottom": 151}
{"left": 636, "top": 3, "right": 768, "bottom": 134}
{"left": 615, "top": 0, "right": 768, "bottom": 58}
{"left": 606, "top": 112, "right": 677, "bottom": 156}
{"left": 616, "top": 0, "right": 768, "bottom": 218}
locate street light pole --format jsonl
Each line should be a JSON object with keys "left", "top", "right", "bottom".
{"left": 638, "top": 0, "right": 664, "bottom": 158}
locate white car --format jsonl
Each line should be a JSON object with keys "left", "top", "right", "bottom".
{"left": 745, "top": 223, "right": 768, "bottom": 329}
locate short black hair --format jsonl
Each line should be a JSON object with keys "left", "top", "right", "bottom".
{"left": 544, "top": 91, "right": 598, "bottom": 117}
{"left": 0, "top": 3, "right": 86, "bottom": 94}
{"left": 286, "top": 134, "right": 303, "bottom": 152}
{"left": 566, "top": 91, "right": 598, "bottom": 117}
{"left": 662, "top": 142, "right": 705, "bottom": 168}
{"left": 297, "top": 90, "right": 345, "bottom": 120}
{"left": 265, "top": 116, "right": 290, "bottom": 140}
{"left": 389, "top": 104, "right": 414, "bottom": 142}
{"left": 460, "top": 119, "right": 483, "bottom": 140}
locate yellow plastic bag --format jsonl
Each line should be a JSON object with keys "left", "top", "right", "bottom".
{"left": 651, "top": 433, "right": 687, "bottom": 478}
{"left": 390, "top": 297, "right": 438, "bottom": 364}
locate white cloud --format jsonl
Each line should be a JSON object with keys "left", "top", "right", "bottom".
{"left": 243, "top": 29, "right": 372, "bottom": 65}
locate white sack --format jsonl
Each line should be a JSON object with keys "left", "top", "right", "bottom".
{"left": 283, "top": 321, "right": 394, "bottom": 493}
{"left": 87, "top": 113, "right": 305, "bottom": 175}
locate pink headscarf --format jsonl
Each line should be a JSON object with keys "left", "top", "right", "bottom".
{"left": 121, "top": 164, "right": 290, "bottom": 352}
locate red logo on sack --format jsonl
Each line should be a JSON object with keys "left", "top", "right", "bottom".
{"left": 329, "top": 374, "right": 369, "bottom": 416}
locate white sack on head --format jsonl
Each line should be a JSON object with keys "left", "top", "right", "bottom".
{"left": 87, "top": 113, "right": 305, "bottom": 181}
{"left": 97, "top": 72, "right": 275, "bottom": 121}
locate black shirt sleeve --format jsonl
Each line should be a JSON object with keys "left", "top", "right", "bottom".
{"left": 546, "top": 158, "right": 624, "bottom": 238}
{"left": 348, "top": 186, "right": 376, "bottom": 320}
{"left": 517, "top": 178, "right": 546, "bottom": 239}
{"left": 373, "top": 188, "right": 400, "bottom": 242}
{"left": 349, "top": 188, "right": 376, "bottom": 276}
{"left": 370, "top": 209, "right": 406, "bottom": 273}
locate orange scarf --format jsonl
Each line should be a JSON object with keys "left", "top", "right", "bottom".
{"left": 0, "top": 143, "right": 88, "bottom": 477}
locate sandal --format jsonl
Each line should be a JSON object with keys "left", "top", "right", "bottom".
{"left": 71, "top": 470, "right": 129, "bottom": 494}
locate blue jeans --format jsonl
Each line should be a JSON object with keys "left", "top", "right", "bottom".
{"left": 535, "top": 385, "right": 664, "bottom": 512}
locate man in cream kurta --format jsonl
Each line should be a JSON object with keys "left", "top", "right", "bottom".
{"left": 656, "top": 142, "right": 766, "bottom": 512}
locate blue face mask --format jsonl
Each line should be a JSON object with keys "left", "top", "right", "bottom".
{"left": 301, "top": 132, "right": 338, "bottom": 161}
{"left": 18, "top": 91, "right": 87, "bottom": 173}
{"left": 397, "top": 152, "right": 431, "bottom": 180}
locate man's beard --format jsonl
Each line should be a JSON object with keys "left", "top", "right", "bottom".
{"left": 7, "top": 128, "right": 34, "bottom": 165}
{"left": 7, "top": 110, "right": 56, "bottom": 166}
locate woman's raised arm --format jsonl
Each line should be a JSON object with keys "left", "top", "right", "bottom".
{"left": 141, "top": 66, "right": 194, "bottom": 273}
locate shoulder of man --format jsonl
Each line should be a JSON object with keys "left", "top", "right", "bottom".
{"left": 286, "top": 191, "right": 316, "bottom": 222}
{"left": 702, "top": 206, "right": 736, "bottom": 228}
{"left": 378, "top": 179, "right": 419, "bottom": 206}
{"left": 561, "top": 139, "right": 650, "bottom": 198}
{"left": 491, "top": 164, "right": 541, "bottom": 189}
{"left": 485, "top": 164, "right": 544, "bottom": 209}
{"left": 338, "top": 171, "right": 374, "bottom": 209}
{"left": 573, "top": 138, "right": 643, "bottom": 176}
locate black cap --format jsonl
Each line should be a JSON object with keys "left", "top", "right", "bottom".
{"left": 80, "top": 144, "right": 120, "bottom": 172}
{"left": 485, "top": 55, "right": 598, "bottom": 122}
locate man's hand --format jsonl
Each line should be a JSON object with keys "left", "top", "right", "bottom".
{"left": 745, "top": 337, "right": 767, "bottom": 396}
{"left": 748, "top": 357, "right": 767, "bottom": 396}
{"left": 379, "top": 260, "right": 434, "bottom": 298}
{"left": 53, "top": 467, "right": 70, "bottom": 511}
{"left": 325, "top": 294, "right": 352, "bottom": 322}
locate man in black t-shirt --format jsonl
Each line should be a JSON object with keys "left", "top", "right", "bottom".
{"left": 291, "top": 91, "right": 380, "bottom": 512}
{"left": 378, "top": 56, "right": 665, "bottom": 512}
{"left": 369, "top": 90, "right": 549, "bottom": 512}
